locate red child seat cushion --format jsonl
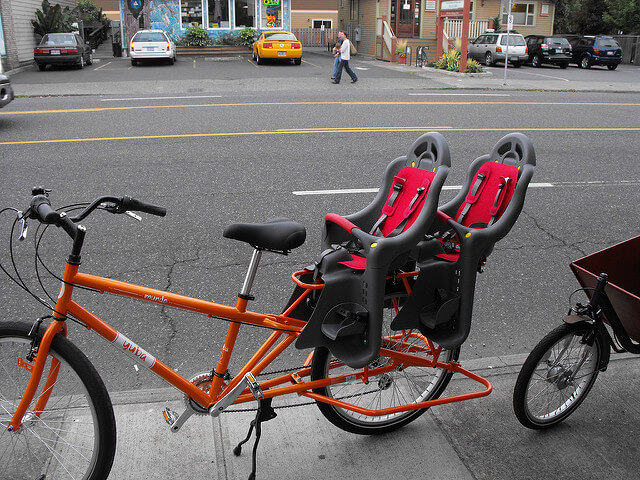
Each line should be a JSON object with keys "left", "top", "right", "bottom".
{"left": 339, "top": 166, "right": 435, "bottom": 270}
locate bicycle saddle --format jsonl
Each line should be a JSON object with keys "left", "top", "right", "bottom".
{"left": 223, "top": 218, "right": 306, "bottom": 254}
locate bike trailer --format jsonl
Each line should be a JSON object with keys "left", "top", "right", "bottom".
{"left": 570, "top": 235, "right": 640, "bottom": 343}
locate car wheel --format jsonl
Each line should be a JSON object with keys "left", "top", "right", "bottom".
{"left": 560, "top": 62, "right": 568, "bottom": 69}
{"left": 252, "top": 49, "right": 257, "bottom": 62}
{"left": 131, "top": 58, "right": 137, "bottom": 66}
{"left": 532, "top": 54, "right": 541, "bottom": 67}
{"left": 294, "top": 57, "right": 301, "bottom": 65}
{"left": 512, "top": 61, "right": 521, "bottom": 68}
{"left": 607, "top": 64, "right": 618, "bottom": 70}
{"left": 38, "top": 64, "right": 47, "bottom": 71}
{"left": 256, "top": 52, "right": 263, "bottom": 65}
{"left": 581, "top": 55, "right": 591, "bottom": 69}
{"left": 167, "top": 56, "right": 174, "bottom": 65}
{"left": 485, "top": 52, "right": 494, "bottom": 67}
{"left": 87, "top": 52, "right": 93, "bottom": 65}
{"left": 78, "top": 55, "right": 85, "bottom": 69}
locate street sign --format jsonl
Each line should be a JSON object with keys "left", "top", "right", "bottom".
{"left": 507, "top": 14, "right": 514, "bottom": 31}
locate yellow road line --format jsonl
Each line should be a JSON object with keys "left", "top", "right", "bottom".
{"left": 3, "top": 100, "right": 640, "bottom": 116}
{"left": 2, "top": 127, "right": 640, "bottom": 146}
{"left": 247, "top": 58, "right": 259, "bottom": 68}
{"left": 301, "top": 59, "right": 321, "bottom": 68}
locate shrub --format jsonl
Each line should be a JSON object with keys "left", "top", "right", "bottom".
{"left": 184, "top": 24, "right": 214, "bottom": 46}
{"left": 31, "top": 0, "right": 74, "bottom": 37}
{"left": 237, "top": 27, "right": 257, "bottom": 46}
{"left": 464, "top": 59, "right": 483, "bottom": 73}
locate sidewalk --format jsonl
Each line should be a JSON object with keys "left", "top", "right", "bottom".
{"left": 108, "top": 352, "right": 640, "bottom": 480}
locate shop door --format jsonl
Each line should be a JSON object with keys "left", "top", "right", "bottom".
{"left": 395, "top": 0, "right": 420, "bottom": 38}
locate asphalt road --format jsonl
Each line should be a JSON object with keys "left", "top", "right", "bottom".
{"left": 1, "top": 56, "right": 639, "bottom": 394}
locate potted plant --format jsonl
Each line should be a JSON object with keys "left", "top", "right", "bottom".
{"left": 395, "top": 39, "right": 408, "bottom": 64}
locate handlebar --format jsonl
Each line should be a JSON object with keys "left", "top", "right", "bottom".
{"left": 27, "top": 188, "right": 166, "bottom": 241}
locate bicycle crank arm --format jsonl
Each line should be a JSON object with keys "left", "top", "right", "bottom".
{"left": 209, "top": 373, "right": 263, "bottom": 418}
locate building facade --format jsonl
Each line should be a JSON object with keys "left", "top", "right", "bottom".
{"left": 118, "top": 0, "right": 292, "bottom": 45}
{"left": 338, "top": 0, "right": 556, "bottom": 58}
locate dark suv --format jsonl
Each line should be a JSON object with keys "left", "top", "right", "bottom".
{"left": 569, "top": 36, "right": 622, "bottom": 70}
{"left": 525, "top": 35, "right": 572, "bottom": 68}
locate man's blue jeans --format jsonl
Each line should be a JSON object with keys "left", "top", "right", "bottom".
{"left": 334, "top": 59, "right": 358, "bottom": 83}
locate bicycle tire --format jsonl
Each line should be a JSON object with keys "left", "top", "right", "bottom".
{"left": 0, "top": 321, "right": 116, "bottom": 480}
{"left": 310, "top": 296, "right": 459, "bottom": 435}
{"left": 513, "top": 322, "right": 603, "bottom": 430}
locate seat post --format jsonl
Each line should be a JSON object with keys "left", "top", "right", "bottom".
{"left": 239, "top": 248, "right": 263, "bottom": 300}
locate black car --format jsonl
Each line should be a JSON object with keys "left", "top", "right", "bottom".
{"left": 34, "top": 33, "right": 93, "bottom": 71}
{"left": 0, "top": 72, "right": 14, "bottom": 108}
{"left": 525, "top": 35, "right": 572, "bottom": 68}
{"left": 569, "top": 36, "right": 622, "bottom": 70}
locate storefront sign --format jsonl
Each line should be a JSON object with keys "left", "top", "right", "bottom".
{"left": 264, "top": 0, "right": 280, "bottom": 5}
{"left": 425, "top": 0, "right": 436, "bottom": 10}
{"left": 441, "top": 0, "right": 464, "bottom": 10}
{"left": 128, "top": 0, "right": 144, "bottom": 19}
{"left": 0, "top": 14, "right": 5, "bottom": 56}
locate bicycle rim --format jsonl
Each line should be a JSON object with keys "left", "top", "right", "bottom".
{"left": 520, "top": 324, "right": 600, "bottom": 427}
{"left": 311, "top": 297, "right": 459, "bottom": 434}
{"left": 0, "top": 331, "right": 107, "bottom": 479}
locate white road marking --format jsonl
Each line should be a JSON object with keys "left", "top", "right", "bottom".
{"left": 408, "top": 93, "right": 511, "bottom": 96}
{"left": 292, "top": 181, "right": 636, "bottom": 196}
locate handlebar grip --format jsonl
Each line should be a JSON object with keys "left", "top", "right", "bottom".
{"left": 122, "top": 196, "right": 167, "bottom": 217}
{"left": 589, "top": 273, "right": 608, "bottom": 309}
{"left": 30, "top": 195, "right": 61, "bottom": 224}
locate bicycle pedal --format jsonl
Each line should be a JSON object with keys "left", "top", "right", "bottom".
{"left": 162, "top": 407, "right": 179, "bottom": 426}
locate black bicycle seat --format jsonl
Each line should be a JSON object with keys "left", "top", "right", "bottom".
{"left": 223, "top": 218, "right": 306, "bottom": 254}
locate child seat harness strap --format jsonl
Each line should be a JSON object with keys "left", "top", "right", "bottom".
{"left": 386, "top": 178, "right": 431, "bottom": 237}
{"left": 488, "top": 176, "right": 512, "bottom": 225}
{"left": 456, "top": 169, "right": 488, "bottom": 224}
{"left": 369, "top": 176, "right": 406, "bottom": 235}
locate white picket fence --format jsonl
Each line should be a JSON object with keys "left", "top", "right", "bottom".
{"left": 291, "top": 28, "right": 339, "bottom": 47}
{"left": 443, "top": 19, "right": 488, "bottom": 40}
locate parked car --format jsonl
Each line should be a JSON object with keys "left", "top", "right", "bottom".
{"left": 129, "top": 30, "right": 176, "bottom": 66}
{"left": 525, "top": 35, "right": 572, "bottom": 68}
{"left": 34, "top": 33, "right": 93, "bottom": 71}
{"left": 468, "top": 32, "right": 528, "bottom": 67}
{"left": 0, "top": 73, "right": 14, "bottom": 108}
{"left": 569, "top": 36, "right": 622, "bottom": 70}
{"left": 252, "top": 31, "right": 302, "bottom": 65}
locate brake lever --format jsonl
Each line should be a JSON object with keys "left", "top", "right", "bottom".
{"left": 17, "top": 211, "right": 28, "bottom": 241}
{"left": 125, "top": 211, "right": 142, "bottom": 222}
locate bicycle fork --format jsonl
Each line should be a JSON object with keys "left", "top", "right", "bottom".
{"left": 7, "top": 319, "right": 67, "bottom": 432}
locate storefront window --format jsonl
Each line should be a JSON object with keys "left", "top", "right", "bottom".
{"left": 261, "top": 0, "right": 282, "bottom": 28}
{"left": 235, "top": 0, "right": 256, "bottom": 28}
{"left": 181, "top": 0, "right": 204, "bottom": 28}
{"left": 208, "top": 0, "right": 230, "bottom": 28}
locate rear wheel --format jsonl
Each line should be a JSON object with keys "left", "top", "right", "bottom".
{"left": 0, "top": 322, "right": 116, "bottom": 480}
{"left": 38, "top": 64, "right": 47, "bottom": 71}
{"left": 310, "top": 295, "right": 459, "bottom": 435}
{"left": 485, "top": 52, "right": 494, "bottom": 66}
{"left": 560, "top": 62, "right": 569, "bottom": 69}
{"left": 78, "top": 55, "right": 85, "bottom": 69}
{"left": 256, "top": 52, "right": 263, "bottom": 65}
{"left": 532, "top": 54, "right": 541, "bottom": 67}
{"left": 294, "top": 57, "right": 301, "bottom": 65}
{"left": 607, "top": 64, "right": 618, "bottom": 70}
{"left": 131, "top": 58, "right": 138, "bottom": 66}
{"left": 513, "top": 322, "right": 603, "bottom": 430}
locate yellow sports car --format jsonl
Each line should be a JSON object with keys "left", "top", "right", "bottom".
{"left": 252, "top": 31, "right": 302, "bottom": 65}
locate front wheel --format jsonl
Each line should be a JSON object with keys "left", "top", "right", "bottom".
{"left": 310, "top": 296, "right": 459, "bottom": 435}
{"left": 581, "top": 55, "right": 592, "bottom": 69}
{"left": 531, "top": 54, "right": 541, "bottom": 67}
{"left": 513, "top": 322, "right": 604, "bottom": 430}
{"left": 0, "top": 321, "right": 116, "bottom": 480}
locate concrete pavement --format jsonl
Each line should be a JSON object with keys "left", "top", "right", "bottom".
{"left": 109, "top": 352, "right": 640, "bottom": 479}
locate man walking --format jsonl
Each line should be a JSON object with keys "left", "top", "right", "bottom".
{"left": 332, "top": 31, "right": 358, "bottom": 84}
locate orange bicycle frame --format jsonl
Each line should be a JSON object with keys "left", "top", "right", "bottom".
{"left": 9, "top": 262, "right": 492, "bottom": 432}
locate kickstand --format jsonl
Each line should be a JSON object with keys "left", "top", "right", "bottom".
{"left": 232, "top": 398, "right": 277, "bottom": 480}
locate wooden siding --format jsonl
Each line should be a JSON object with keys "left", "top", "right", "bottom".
{"left": 292, "top": 0, "right": 338, "bottom": 9}
{"left": 291, "top": 11, "right": 338, "bottom": 29}
{"left": 9, "top": 0, "right": 77, "bottom": 63}
{"left": 357, "top": 0, "right": 375, "bottom": 56}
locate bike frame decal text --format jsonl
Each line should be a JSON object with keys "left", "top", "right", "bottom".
{"left": 113, "top": 332, "right": 156, "bottom": 369}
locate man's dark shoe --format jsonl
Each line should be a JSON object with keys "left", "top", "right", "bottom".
{"left": 331, "top": 80, "right": 339, "bottom": 84}
{"left": 351, "top": 79, "right": 358, "bottom": 83}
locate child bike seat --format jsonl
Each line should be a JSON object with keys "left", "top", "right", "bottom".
{"left": 223, "top": 218, "right": 306, "bottom": 254}
{"left": 295, "top": 132, "right": 451, "bottom": 368}
{"left": 391, "top": 132, "right": 536, "bottom": 349}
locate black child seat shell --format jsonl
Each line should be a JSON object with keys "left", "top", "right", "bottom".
{"left": 391, "top": 133, "right": 536, "bottom": 350}
{"left": 295, "top": 132, "right": 452, "bottom": 368}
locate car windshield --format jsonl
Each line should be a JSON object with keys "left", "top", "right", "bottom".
{"left": 41, "top": 34, "right": 76, "bottom": 46}
{"left": 264, "top": 32, "right": 296, "bottom": 41}
{"left": 598, "top": 39, "right": 620, "bottom": 48}
{"left": 546, "top": 38, "right": 570, "bottom": 46}
{"left": 133, "top": 32, "right": 167, "bottom": 42}
{"left": 500, "top": 35, "right": 525, "bottom": 46}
